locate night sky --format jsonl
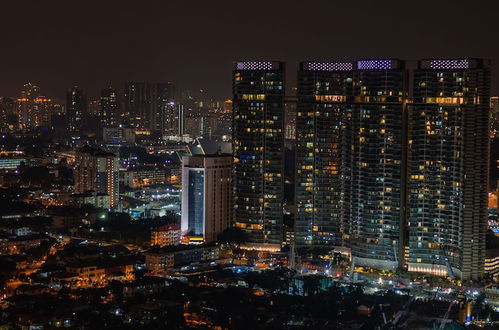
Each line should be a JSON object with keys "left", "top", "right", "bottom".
{"left": 1, "top": 0, "right": 498, "bottom": 100}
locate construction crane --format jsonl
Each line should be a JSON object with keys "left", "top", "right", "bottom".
{"left": 438, "top": 301, "right": 453, "bottom": 330}
{"left": 444, "top": 258, "right": 455, "bottom": 280}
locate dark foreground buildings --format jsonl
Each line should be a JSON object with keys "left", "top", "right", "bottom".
{"left": 234, "top": 58, "right": 491, "bottom": 281}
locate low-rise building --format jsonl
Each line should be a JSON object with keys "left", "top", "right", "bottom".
{"left": 485, "top": 249, "right": 499, "bottom": 281}
{"left": 71, "top": 191, "right": 110, "bottom": 209}
{"left": 122, "top": 276, "right": 170, "bottom": 298}
{"left": 0, "top": 233, "right": 52, "bottom": 255}
{"left": 64, "top": 257, "right": 135, "bottom": 282}
{"left": 123, "top": 168, "right": 166, "bottom": 188}
{"left": 145, "top": 245, "right": 219, "bottom": 273}
{"left": 151, "top": 224, "right": 180, "bottom": 247}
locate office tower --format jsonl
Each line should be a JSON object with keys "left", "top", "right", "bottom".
{"left": 349, "top": 59, "right": 408, "bottom": 270}
{"left": 153, "top": 83, "right": 176, "bottom": 134}
{"left": 66, "top": 86, "right": 87, "bottom": 133}
{"left": 181, "top": 154, "right": 232, "bottom": 243}
{"left": 32, "top": 96, "right": 55, "bottom": 127}
{"left": 74, "top": 147, "right": 120, "bottom": 209}
{"left": 408, "top": 59, "right": 490, "bottom": 281}
{"left": 100, "top": 87, "right": 118, "bottom": 126}
{"left": 295, "top": 61, "right": 353, "bottom": 247}
{"left": 124, "top": 82, "right": 152, "bottom": 130}
{"left": 232, "top": 61, "right": 285, "bottom": 250}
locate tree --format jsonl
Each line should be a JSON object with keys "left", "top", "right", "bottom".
{"left": 19, "top": 166, "right": 54, "bottom": 187}
{"left": 0, "top": 259, "right": 16, "bottom": 289}
{"left": 486, "top": 229, "right": 499, "bottom": 249}
{"left": 26, "top": 239, "right": 55, "bottom": 259}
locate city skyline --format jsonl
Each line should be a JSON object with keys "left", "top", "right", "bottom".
{"left": 0, "top": 2, "right": 498, "bottom": 327}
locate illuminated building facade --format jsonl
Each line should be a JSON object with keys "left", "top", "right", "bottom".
{"left": 151, "top": 224, "right": 180, "bottom": 247}
{"left": 100, "top": 87, "right": 118, "bottom": 126}
{"left": 123, "top": 168, "right": 165, "bottom": 187}
{"left": 181, "top": 155, "right": 232, "bottom": 243}
{"left": 408, "top": 58, "right": 490, "bottom": 281}
{"left": 16, "top": 83, "right": 55, "bottom": 128}
{"left": 124, "top": 82, "right": 152, "bottom": 130}
{"left": 232, "top": 61, "right": 285, "bottom": 249}
{"left": 124, "top": 82, "right": 176, "bottom": 133}
{"left": 66, "top": 86, "right": 87, "bottom": 133}
{"left": 74, "top": 147, "right": 119, "bottom": 209}
{"left": 153, "top": 83, "right": 176, "bottom": 134}
{"left": 349, "top": 59, "right": 408, "bottom": 270}
{"left": 295, "top": 61, "right": 353, "bottom": 246}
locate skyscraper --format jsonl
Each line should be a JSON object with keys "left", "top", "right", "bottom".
{"left": 66, "top": 86, "right": 87, "bottom": 133}
{"left": 123, "top": 82, "right": 175, "bottom": 133}
{"left": 100, "top": 87, "right": 119, "bottom": 127}
{"left": 153, "top": 83, "right": 176, "bottom": 134}
{"left": 16, "top": 83, "right": 39, "bottom": 128}
{"left": 124, "top": 82, "right": 151, "bottom": 130}
{"left": 232, "top": 61, "right": 285, "bottom": 250}
{"left": 349, "top": 59, "right": 408, "bottom": 270}
{"left": 408, "top": 58, "right": 490, "bottom": 281}
{"left": 295, "top": 61, "right": 353, "bottom": 247}
{"left": 181, "top": 154, "right": 232, "bottom": 243}
{"left": 74, "top": 147, "right": 120, "bottom": 209}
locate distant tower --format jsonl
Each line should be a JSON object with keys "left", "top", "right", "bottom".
{"left": 124, "top": 82, "right": 151, "bottom": 130}
{"left": 74, "top": 147, "right": 120, "bottom": 209}
{"left": 66, "top": 86, "right": 87, "bottom": 133}
{"left": 100, "top": 87, "right": 118, "bottom": 127}
{"left": 16, "top": 83, "right": 39, "bottom": 127}
{"left": 153, "top": 83, "right": 176, "bottom": 134}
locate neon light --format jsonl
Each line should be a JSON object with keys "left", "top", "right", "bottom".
{"left": 429, "top": 59, "right": 469, "bottom": 69}
{"left": 306, "top": 62, "right": 353, "bottom": 71}
{"left": 357, "top": 60, "right": 392, "bottom": 70}
{"left": 236, "top": 61, "right": 276, "bottom": 70}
